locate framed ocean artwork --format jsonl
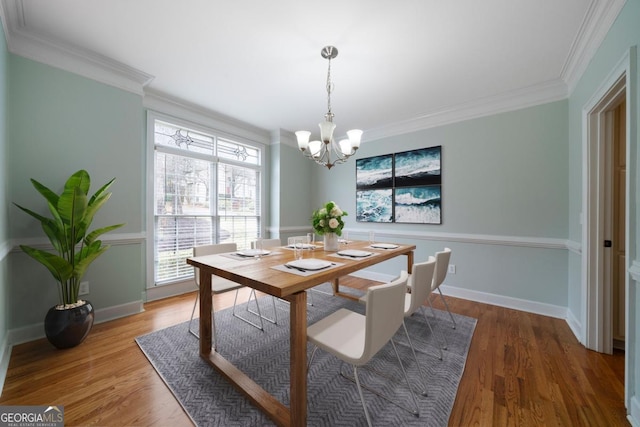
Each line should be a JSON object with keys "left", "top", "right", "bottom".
{"left": 356, "top": 154, "right": 393, "bottom": 222}
{"left": 356, "top": 154, "right": 393, "bottom": 189}
{"left": 394, "top": 185, "right": 441, "bottom": 224}
{"left": 394, "top": 146, "right": 441, "bottom": 187}
{"left": 355, "top": 145, "right": 442, "bottom": 224}
{"left": 356, "top": 189, "right": 393, "bottom": 223}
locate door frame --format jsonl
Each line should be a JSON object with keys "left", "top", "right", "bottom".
{"left": 582, "top": 46, "right": 635, "bottom": 407}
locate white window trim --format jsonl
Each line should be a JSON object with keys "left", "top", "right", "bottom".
{"left": 145, "top": 110, "right": 266, "bottom": 290}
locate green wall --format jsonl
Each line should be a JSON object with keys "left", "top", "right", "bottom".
{"left": 0, "top": 18, "right": 9, "bottom": 356}
{"left": 309, "top": 101, "right": 569, "bottom": 305}
{"left": 271, "top": 132, "right": 315, "bottom": 242}
{"left": 567, "top": 0, "right": 640, "bottom": 414}
{"left": 7, "top": 55, "right": 146, "bottom": 328}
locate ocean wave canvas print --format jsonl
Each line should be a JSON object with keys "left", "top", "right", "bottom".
{"left": 356, "top": 154, "right": 393, "bottom": 189}
{"left": 394, "top": 146, "right": 441, "bottom": 187}
{"left": 356, "top": 189, "right": 393, "bottom": 223}
{"left": 394, "top": 185, "right": 441, "bottom": 224}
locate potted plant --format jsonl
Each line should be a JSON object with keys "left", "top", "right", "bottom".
{"left": 14, "top": 170, "right": 125, "bottom": 349}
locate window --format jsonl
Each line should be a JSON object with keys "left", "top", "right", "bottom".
{"left": 151, "top": 117, "right": 263, "bottom": 285}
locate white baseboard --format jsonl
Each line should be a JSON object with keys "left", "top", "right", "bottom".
{"left": 146, "top": 280, "right": 196, "bottom": 302}
{"left": 0, "top": 335, "right": 11, "bottom": 396}
{"left": 629, "top": 395, "right": 640, "bottom": 427}
{"left": 350, "top": 270, "right": 568, "bottom": 319}
{"left": 440, "top": 284, "right": 567, "bottom": 319}
{"left": 566, "top": 308, "right": 583, "bottom": 343}
{"left": 6, "top": 300, "right": 143, "bottom": 347}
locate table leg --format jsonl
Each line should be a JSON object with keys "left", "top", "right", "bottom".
{"left": 331, "top": 277, "right": 339, "bottom": 295}
{"left": 199, "top": 270, "right": 212, "bottom": 355}
{"left": 287, "top": 291, "right": 307, "bottom": 427}
{"left": 407, "top": 251, "right": 414, "bottom": 274}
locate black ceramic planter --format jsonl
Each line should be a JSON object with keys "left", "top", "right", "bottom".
{"left": 44, "top": 301, "right": 95, "bottom": 349}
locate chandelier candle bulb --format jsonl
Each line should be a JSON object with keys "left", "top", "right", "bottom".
{"left": 296, "top": 131, "right": 310, "bottom": 150}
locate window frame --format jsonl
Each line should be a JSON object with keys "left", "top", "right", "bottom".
{"left": 145, "top": 110, "right": 266, "bottom": 289}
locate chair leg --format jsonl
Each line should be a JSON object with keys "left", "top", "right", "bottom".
{"left": 232, "top": 289, "right": 266, "bottom": 331}
{"left": 417, "top": 305, "right": 445, "bottom": 359}
{"left": 188, "top": 291, "right": 200, "bottom": 339}
{"left": 307, "top": 346, "right": 319, "bottom": 373}
{"left": 427, "top": 299, "right": 449, "bottom": 350}
{"left": 308, "top": 289, "right": 314, "bottom": 306}
{"left": 338, "top": 356, "right": 421, "bottom": 417}
{"left": 437, "top": 287, "right": 457, "bottom": 329}
{"left": 246, "top": 289, "right": 278, "bottom": 324}
{"left": 402, "top": 321, "right": 430, "bottom": 396}
{"left": 390, "top": 338, "right": 421, "bottom": 416}
{"left": 188, "top": 291, "right": 219, "bottom": 351}
{"left": 353, "top": 366, "right": 373, "bottom": 427}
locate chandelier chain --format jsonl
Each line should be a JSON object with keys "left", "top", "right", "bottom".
{"left": 326, "top": 56, "right": 332, "bottom": 117}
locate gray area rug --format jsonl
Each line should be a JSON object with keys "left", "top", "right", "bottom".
{"left": 135, "top": 284, "right": 477, "bottom": 426}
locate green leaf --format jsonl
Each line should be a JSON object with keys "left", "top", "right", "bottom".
{"left": 85, "top": 223, "right": 125, "bottom": 246}
{"left": 88, "top": 177, "right": 115, "bottom": 206}
{"left": 65, "top": 170, "right": 91, "bottom": 196}
{"left": 19, "top": 245, "right": 73, "bottom": 284}
{"left": 73, "top": 242, "right": 109, "bottom": 283}
{"left": 30, "top": 178, "right": 59, "bottom": 207}
{"left": 58, "top": 186, "right": 88, "bottom": 235}
{"left": 79, "top": 191, "right": 112, "bottom": 237}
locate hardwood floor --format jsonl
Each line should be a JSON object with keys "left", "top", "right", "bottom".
{"left": 0, "top": 277, "right": 628, "bottom": 426}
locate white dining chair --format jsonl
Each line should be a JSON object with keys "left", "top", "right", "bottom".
{"left": 430, "top": 247, "right": 456, "bottom": 329}
{"left": 254, "top": 238, "right": 282, "bottom": 249}
{"left": 248, "top": 238, "right": 282, "bottom": 324}
{"left": 189, "top": 243, "right": 272, "bottom": 348}
{"left": 359, "top": 257, "right": 440, "bottom": 397}
{"left": 307, "top": 271, "right": 420, "bottom": 426}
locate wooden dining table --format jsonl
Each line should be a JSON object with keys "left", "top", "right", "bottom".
{"left": 186, "top": 239, "right": 415, "bottom": 427}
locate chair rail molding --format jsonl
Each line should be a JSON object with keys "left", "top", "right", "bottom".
{"left": 343, "top": 228, "right": 570, "bottom": 250}
{"left": 9, "top": 232, "right": 146, "bottom": 252}
{"left": 0, "top": 239, "right": 12, "bottom": 261}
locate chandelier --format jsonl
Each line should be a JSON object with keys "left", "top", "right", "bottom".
{"left": 295, "top": 46, "right": 362, "bottom": 169}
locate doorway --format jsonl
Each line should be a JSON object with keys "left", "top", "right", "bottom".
{"left": 608, "top": 100, "right": 626, "bottom": 351}
{"left": 582, "top": 48, "right": 633, "bottom": 358}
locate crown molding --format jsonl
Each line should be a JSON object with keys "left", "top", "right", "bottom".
{"left": 0, "top": 0, "right": 625, "bottom": 139}
{"left": 143, "top": 89, "right": 271, "bottom": 145}
{"left": 363, "top": 79, "right": 568, "bottom": 142}
{"left": 561, "top": 0, "right": 628, "bottom": 94}
{"left": 1, "top": 0, "right": 153, "bottom": 95}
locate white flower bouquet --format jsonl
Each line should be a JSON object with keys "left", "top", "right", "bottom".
{"left": 312, "top": 201, "right": 347, "bottom": 236}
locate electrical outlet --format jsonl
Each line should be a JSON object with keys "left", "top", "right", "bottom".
{"left": 448, "top": 264, "right": 456, "bottom": 274}
{"left": 79, "top": 281, "right": 90, "bottom": 295}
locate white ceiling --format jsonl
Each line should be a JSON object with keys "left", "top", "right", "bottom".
{"left": 0, "top": 0, "right": 626, "bottom": 141}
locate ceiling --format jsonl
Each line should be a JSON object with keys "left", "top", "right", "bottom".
{"left": 0, "top": 0, "right": 626, "bottom": 142}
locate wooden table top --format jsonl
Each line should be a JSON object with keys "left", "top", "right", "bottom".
{"left": 187, "top": 240, "right": 416, "bottom": 298}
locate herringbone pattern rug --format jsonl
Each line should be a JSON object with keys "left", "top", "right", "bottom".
{"left": 136, "top": 284, "right": 476, "bottom": 426}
